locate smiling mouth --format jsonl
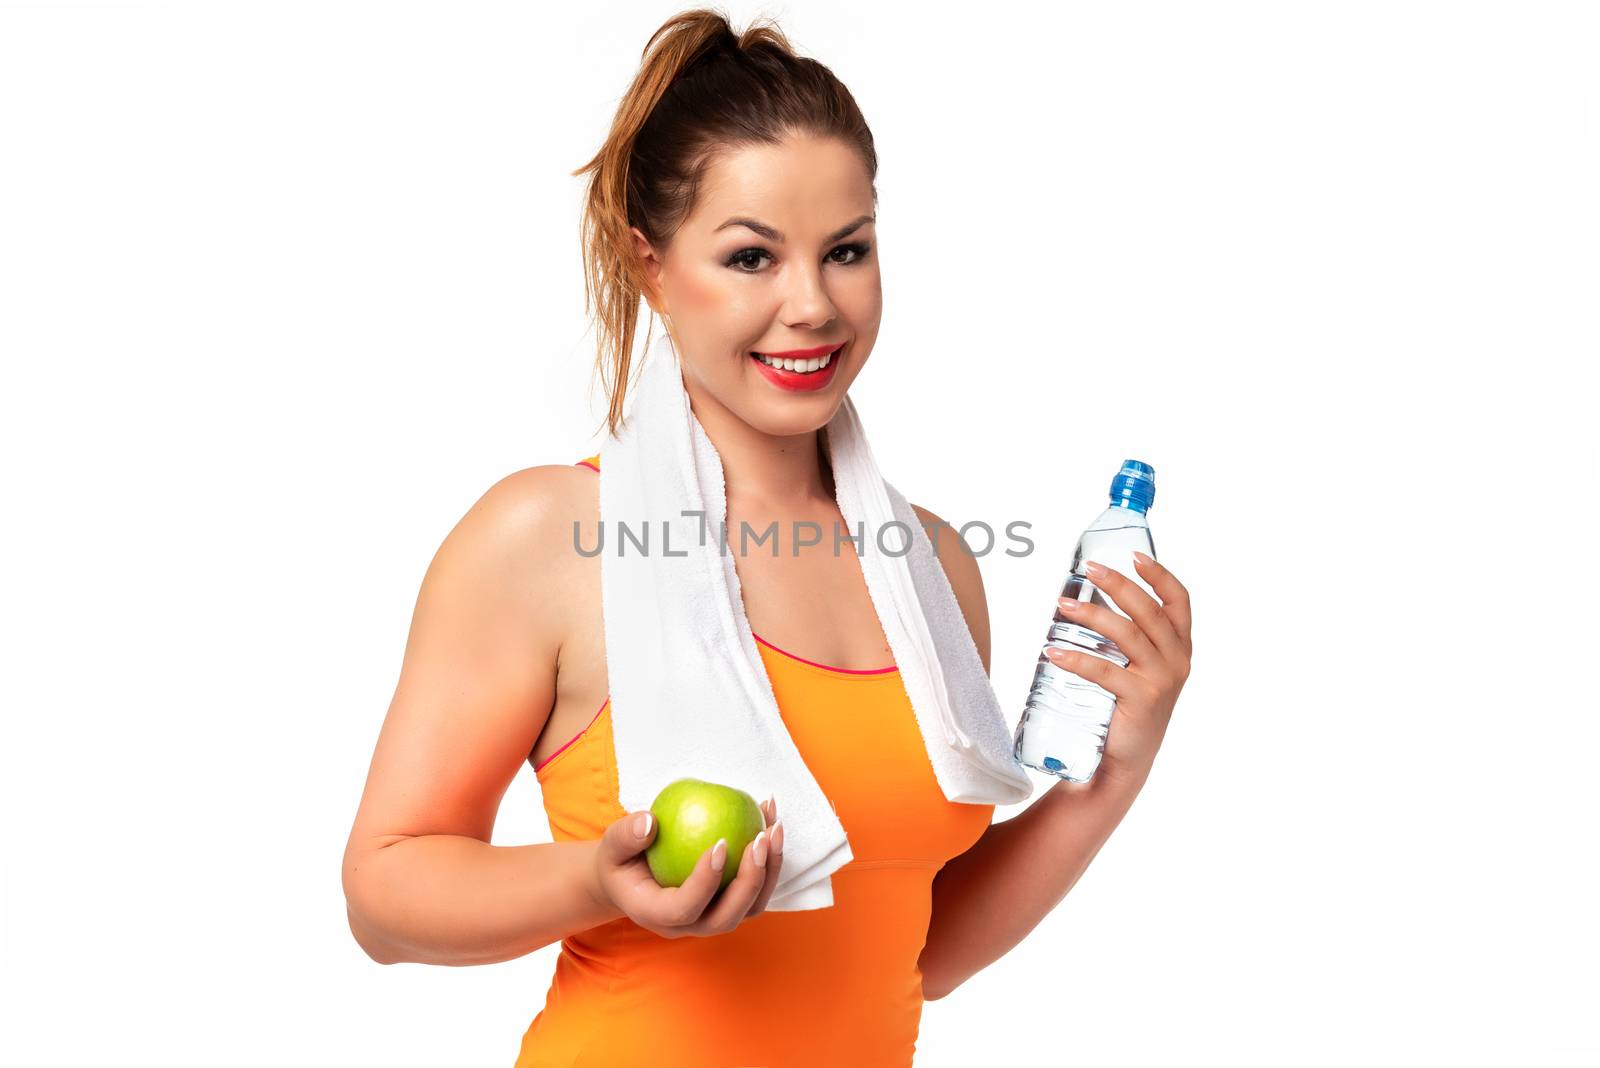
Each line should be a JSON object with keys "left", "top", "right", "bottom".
{"left": 748, "top": 343, "right": 845, "bottom": 374}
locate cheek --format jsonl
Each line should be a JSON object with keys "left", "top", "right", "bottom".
{"left": 671, "top": 266, "right": 720, "bottom": 313}
{"left": 840, "top": 273, "right": 883, "bottom": 343}
{"left": 672, "top": 264, "right": 761, "bottom": 324}
{"left": 838, "top": 268, "right": 883, "bottom": 323}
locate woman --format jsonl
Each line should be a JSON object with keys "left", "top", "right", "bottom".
{"left": 341, "top": 10, "right": 1193, "bottom": 1066}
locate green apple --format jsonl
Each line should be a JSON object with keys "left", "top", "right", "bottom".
{"left": 645, "top": 778, "right": 767, "bottom": 893}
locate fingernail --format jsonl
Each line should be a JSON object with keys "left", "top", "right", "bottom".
{"left": 771, "top": 820, "right": 784, "bottom": 855}
{"left": 1133, "top": 551, "right": 1152, "bottom": 566}
{"left": 712, "top": 838, "right": 727, "bottom": 871}
{"left": 1057, "top": 598, "right": 1078, "bottom": 612}
{"left": 1084, "top": 560, "right": 1105, "bottom": 578}
{"left": 753, "top": 831, "right": 769, "bottom": 868}
{"left": 634, "top": 812, "right": 652, "bottom": 837}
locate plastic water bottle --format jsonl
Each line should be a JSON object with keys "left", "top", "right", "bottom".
{"left": 1014, "top": 460, "right": 1158, "bottom": 783}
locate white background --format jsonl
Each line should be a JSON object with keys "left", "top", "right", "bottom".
{"left": 2, "top": 1, "right": 1596, "bottom": 1065}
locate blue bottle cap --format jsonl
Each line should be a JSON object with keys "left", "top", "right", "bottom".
{"left": 1109, "top": 459, "right": 1155, "bottom": 513}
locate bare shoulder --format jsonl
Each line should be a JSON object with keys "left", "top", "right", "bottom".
{"left": 467, "top": 461, "right": 597, "bottom": 538}
{"left": 910, "top": 502, "right": 991, "bottom": 675}
{"left": 454, "top": 460, "right": 599, "bottom": 633}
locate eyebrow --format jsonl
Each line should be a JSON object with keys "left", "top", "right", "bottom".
{"left": 713, "top": 213, "right": 876, "bottom": 244}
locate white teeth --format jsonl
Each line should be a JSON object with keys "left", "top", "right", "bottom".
{"left": 755, "top": 349, "right": 837, "bottom": 372}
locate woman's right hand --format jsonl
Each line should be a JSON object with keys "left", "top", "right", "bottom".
{"left": 592, "top": 798, "right": 785, "bottom": 939}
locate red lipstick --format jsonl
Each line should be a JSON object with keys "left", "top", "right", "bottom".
{"left": 748, "top": 342, "right": 845, "bottom": 393}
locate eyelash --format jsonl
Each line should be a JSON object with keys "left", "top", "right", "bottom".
{"left": 725, "top": 242, "right": 872, "bottom": 273}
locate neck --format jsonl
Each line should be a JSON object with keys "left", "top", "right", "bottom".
{"left": 681, "top": 376, "right": 836, "bottom": 511}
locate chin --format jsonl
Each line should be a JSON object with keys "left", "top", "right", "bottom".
{"left": 744, "top": 401, "right": 839, "bottom": 439}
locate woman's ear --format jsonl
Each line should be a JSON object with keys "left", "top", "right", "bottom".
{"left": 630, "top": 226, "right": 668, "bottom": 316}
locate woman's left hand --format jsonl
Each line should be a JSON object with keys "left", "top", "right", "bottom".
{"left": 1046, "top": 551, "right": 1193, "bottom": 789}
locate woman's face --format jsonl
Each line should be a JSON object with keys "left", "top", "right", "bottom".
{"left": 632, "top": 132, "right": 882, "bottom": 439}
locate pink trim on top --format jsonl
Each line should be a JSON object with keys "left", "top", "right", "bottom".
{"left": 537, "top": 643, "right": 896, "bottom": 774}
{"left": 535, "top": 695, "right": 608, "bottom": 773}
{"left": 751, "top": 630, "right": 898, "bottom": 675}
{"left": 538, "top": 455, "right": 894, "bottom": 774}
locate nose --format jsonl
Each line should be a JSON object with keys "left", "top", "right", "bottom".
{"left": 779, "top": 259, "right": 838, "bottom": 331}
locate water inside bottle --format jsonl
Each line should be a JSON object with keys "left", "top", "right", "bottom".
{"left": 1014, "top": 492, "right": 1158, "bottom": 782}
{"left": 1013, "top": 571, "right": 1129, "bottom": 783}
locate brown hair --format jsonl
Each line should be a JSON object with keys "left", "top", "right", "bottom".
{"left": 572, "top": 7, "right": 878, "bottom": 438}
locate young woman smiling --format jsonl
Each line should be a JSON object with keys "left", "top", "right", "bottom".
{"left": 340, "top": 10, "right": 1193, "bottom": 1066}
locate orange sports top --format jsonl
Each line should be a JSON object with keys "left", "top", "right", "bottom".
{"left": 514, "top": 454, "right": 995, "bottom": 1068}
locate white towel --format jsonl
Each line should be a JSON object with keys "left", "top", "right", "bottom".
{"left": 599, "top": 330, "right": 1033, "bottom": 911}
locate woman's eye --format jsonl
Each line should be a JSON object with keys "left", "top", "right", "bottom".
{"left": 728, "top": 249, "right": 770, "bottom": 272}
{"left": 726, "top": 242, "right": 872, "bottom": 273}
{"left": 829, "top": 242, "right": 871, "bottom": 265}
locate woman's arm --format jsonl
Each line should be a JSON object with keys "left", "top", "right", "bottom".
{"left": 341, "top": 466, "right": 624, "bottom": 966}
{"left": 917, "top": 770, "right": 1147, "bottom": 999}
{"left": 345, "top": 835, "right": 621, "bottom": 967}
{"left": 907, "top": 505, "right": 1183, "bottom": 1001}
